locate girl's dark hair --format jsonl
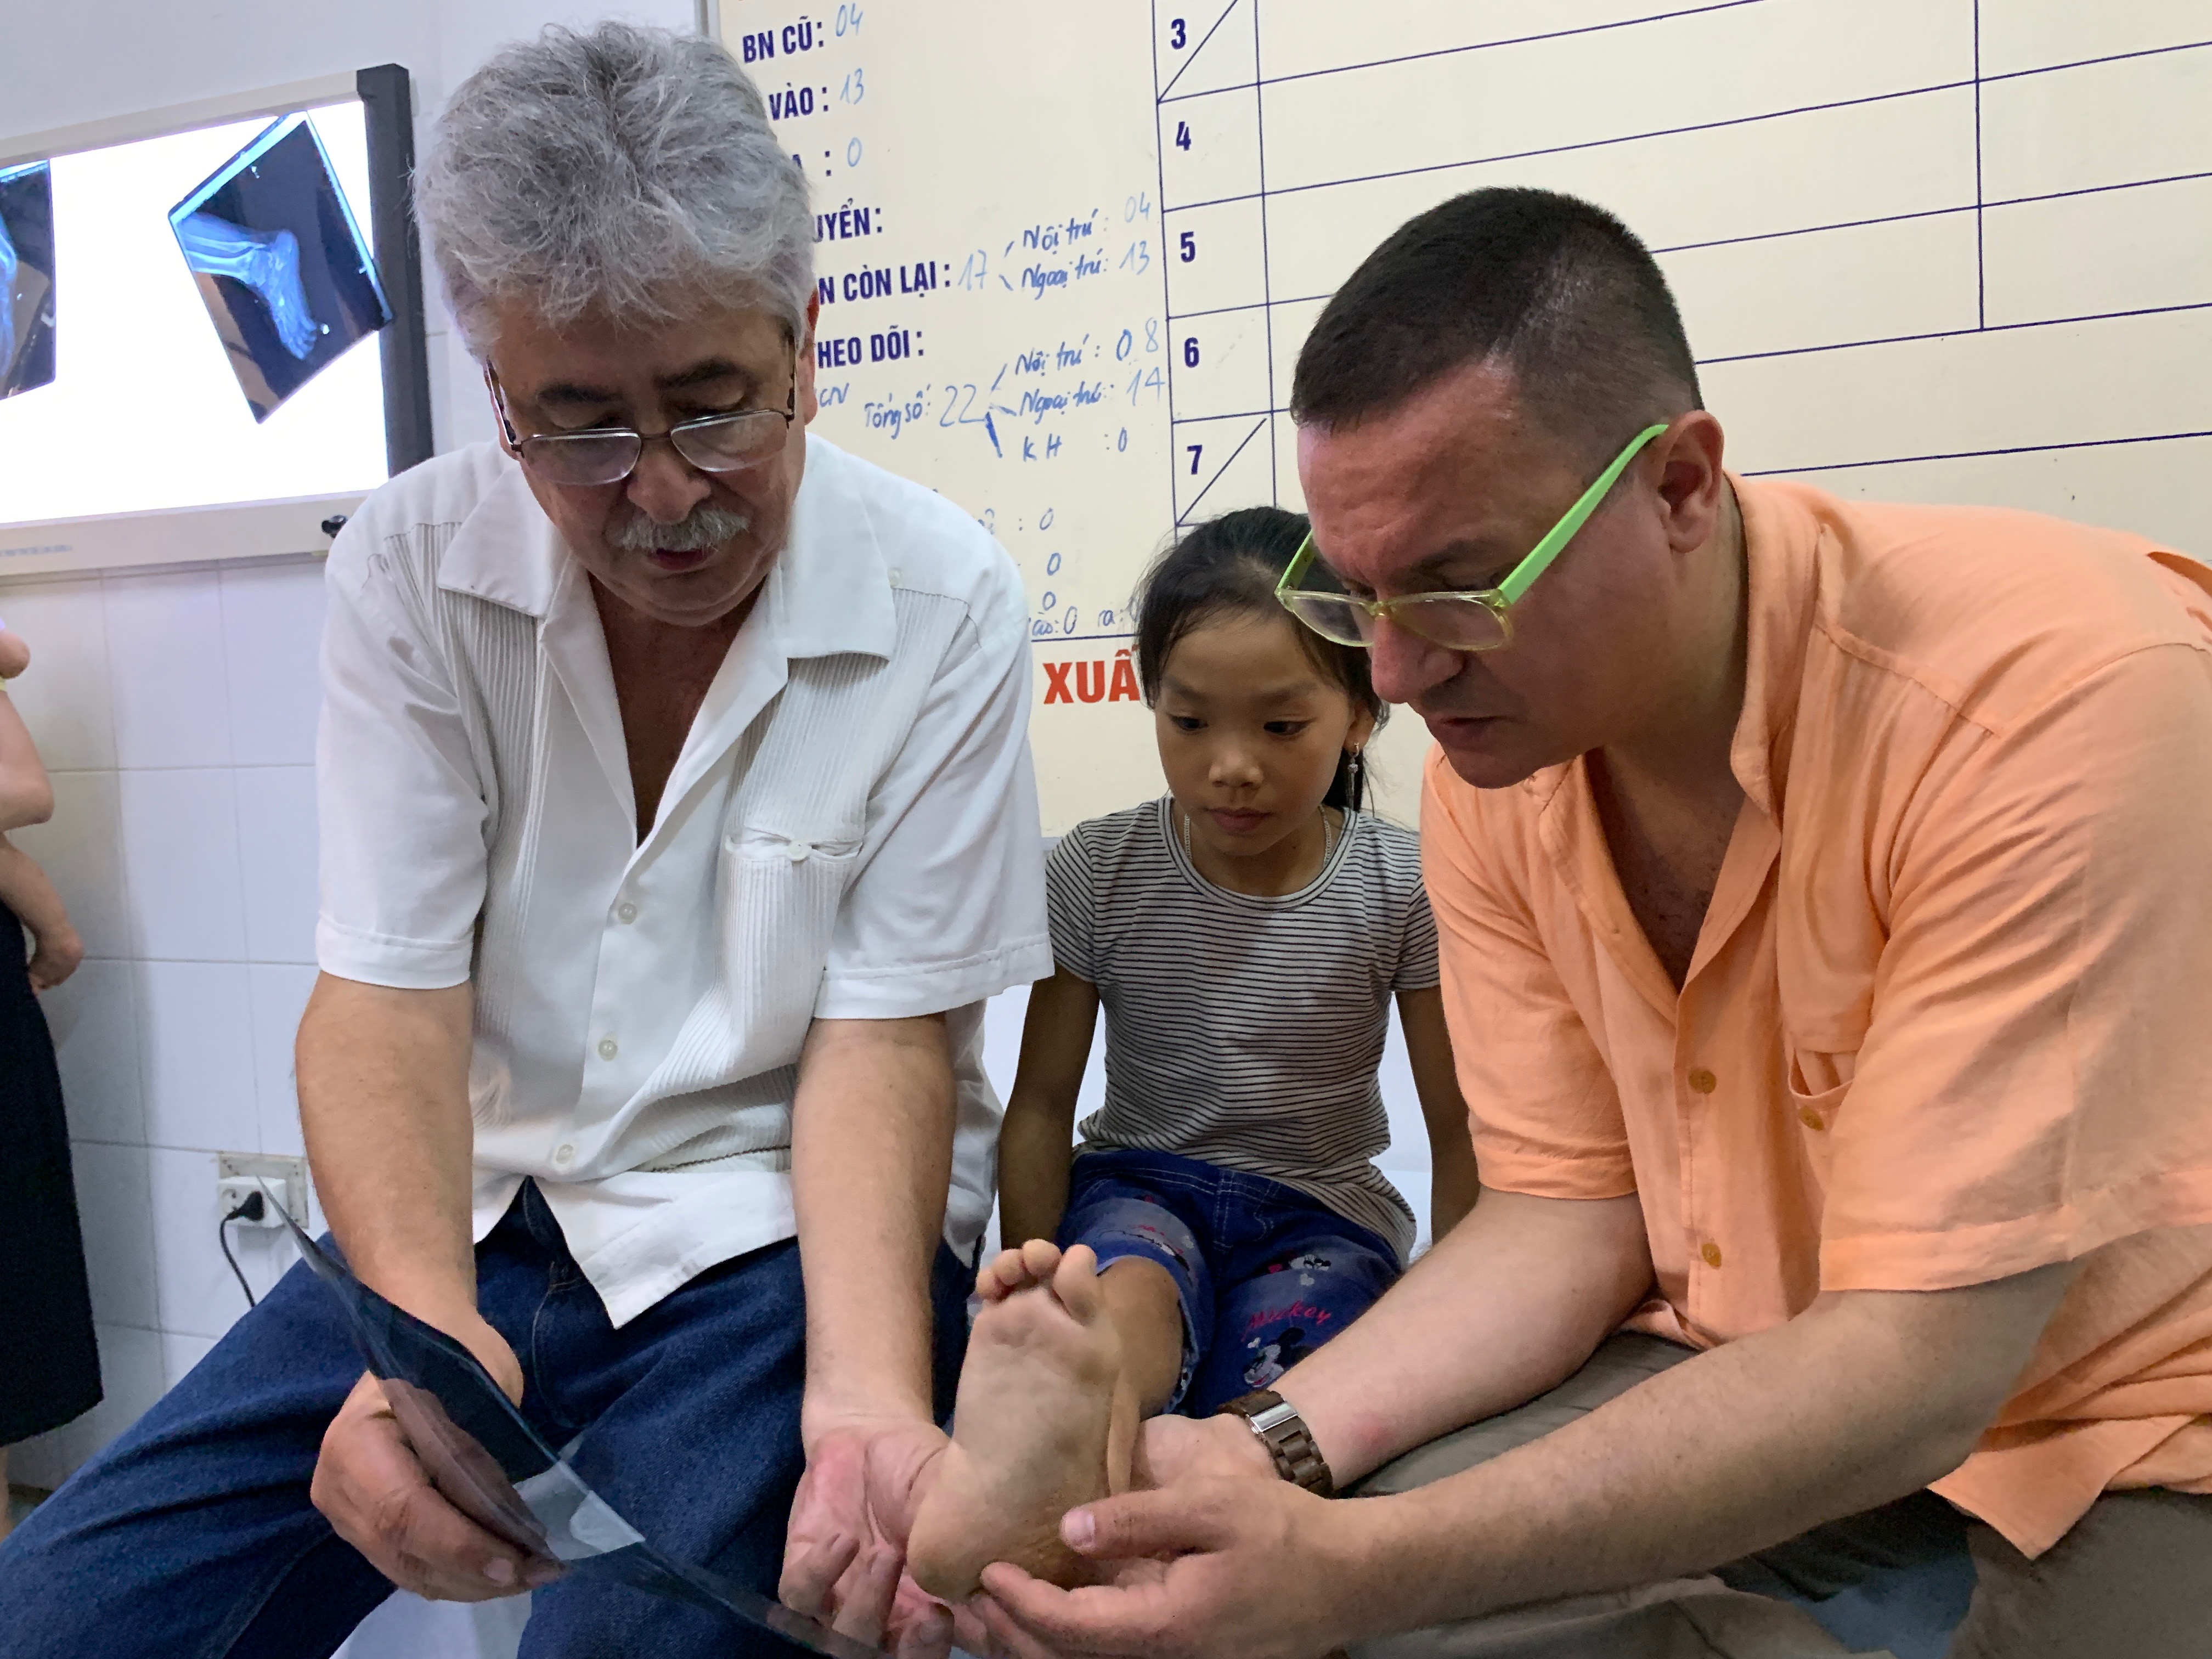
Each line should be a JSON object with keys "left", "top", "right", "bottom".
{"left": 1132, "top": 505, "right": 1387, "bottom": 812}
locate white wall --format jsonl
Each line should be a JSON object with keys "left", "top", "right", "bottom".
{"left": 3, "top": 558, "right": 331, "bottom": 1486}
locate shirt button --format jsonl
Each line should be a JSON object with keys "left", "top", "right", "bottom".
{"left": 597, "top": 1036, "right": 618, "bottom": 1060}
{"left": 1686, "top": 1068, "right": 1718, "bottom": 1094}
{"left": 786, "top": 840, "right": 812, "bottom": 864}
{"left": 1701, "top": 1241, "right": 1724, "bottom": 1269}
{"left": 1799, "top": 1107, "right": 1826, "bottom": 1131}
{"left": 616, "top": 901, "right": 638, "bottom": 924}
{"left": 553, "top": 1143, "right": 576, "bottom": 1167}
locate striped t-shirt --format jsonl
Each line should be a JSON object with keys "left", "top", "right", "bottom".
{"left": 1046, "top": 797, "right": 1440, "bottom": 1262}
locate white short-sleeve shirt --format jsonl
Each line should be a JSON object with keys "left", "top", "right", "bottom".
{"left": 315, "top": 433, "right": 1052, "bottom": 1324}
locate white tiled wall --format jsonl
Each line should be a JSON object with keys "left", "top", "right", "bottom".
{"left": 4, "top": 556, "right": 330, "bottom": 1488}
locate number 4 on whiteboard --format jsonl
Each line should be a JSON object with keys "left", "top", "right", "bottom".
{"left": 1175, "top": 120, "right": 1192, "bottom": 151}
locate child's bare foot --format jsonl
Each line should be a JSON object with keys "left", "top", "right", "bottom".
{"left": 975, "top": 1237, "right": 1065, "bottom": 1305}
{"left": 908, "top": 1244, "right": 1135, "bottom": 1601}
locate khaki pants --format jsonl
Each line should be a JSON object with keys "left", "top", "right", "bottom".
{"left": 1345, "top": 1334, "right": 2212, "bottom": 1659}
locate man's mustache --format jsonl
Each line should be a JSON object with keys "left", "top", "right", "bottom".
{"left": 608, "top": 504, "right": 752, "bottom": 551}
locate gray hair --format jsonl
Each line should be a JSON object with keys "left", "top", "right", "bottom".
{"left": 415, "top": 21, "right": 812, "bottom": 355}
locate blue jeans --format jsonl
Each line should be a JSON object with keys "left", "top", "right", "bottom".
{"left": 1058, "top": 1149, "right": 1400, "bottom": 1415}
{"left": 0, "top": 1182, "right": 970, "bottom": 1658}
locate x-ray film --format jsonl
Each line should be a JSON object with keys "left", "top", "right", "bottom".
{"left": 0, "top": 162, "right": 57, "bottom": 401}
{"left": 268, "top": 1195, "right": 887, "bottom": 1659}
{"left": 168, "top": 115, "right": 390, "bottom": 422}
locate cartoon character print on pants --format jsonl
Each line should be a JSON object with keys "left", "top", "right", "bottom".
{"left": 1242, "top": 1325, "right": 1317, "bottom": 1389}
{"left": 1240, "top": 1251, "right": 1337, "bottom": 1388}
{"left": 1124, "top": 1198, "right": 1194, "bottom": 1276}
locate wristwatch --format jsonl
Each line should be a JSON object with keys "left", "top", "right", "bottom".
{"left": 1217, "top": 1389, "right": 1335, "bottom": 1497}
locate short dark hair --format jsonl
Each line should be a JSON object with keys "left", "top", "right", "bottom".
{"left": 1133, "top": 506, "right": 1387, "bottom": 812}
{"left": 1290, "top": 188, "right": 1702, "bottom": 459}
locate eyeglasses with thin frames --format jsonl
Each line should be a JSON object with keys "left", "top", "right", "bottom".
{"left": 485, "top": 358, "right": 800, "bottom": 488}
{"left": 1276, "top": 421, "right": 1671, "bottom": 653}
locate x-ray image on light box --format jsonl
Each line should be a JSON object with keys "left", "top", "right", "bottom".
{"left": 0, "top": 162, "right": 57, "bottom": 400}
{"left": 0, "top": 103, "right": 393, "bottom": 529}
{"left": 169, "top": 115, "right": 390, "bottom": 422}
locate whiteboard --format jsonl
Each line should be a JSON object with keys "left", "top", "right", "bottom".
{"left": 717, "top": 0, "right": 2212, "bottom": 836}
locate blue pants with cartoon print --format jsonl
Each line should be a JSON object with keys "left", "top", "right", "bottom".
{"left": 1056, "top": 1148, "right": 1401, "bottom": 1414}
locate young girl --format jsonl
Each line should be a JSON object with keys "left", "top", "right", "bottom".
{"left": 1006, "top": 503, "right": 1475, "bottom": 1416}
{"left": 995, "top": 506, "right": 1477, "bottom": 1442}
{"left": 907, "top": 507, "right": 1479, "bottom": 1600}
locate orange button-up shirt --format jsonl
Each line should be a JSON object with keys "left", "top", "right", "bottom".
{"left": 1424, "top": 477, "right": 2212, "bottom": 1557}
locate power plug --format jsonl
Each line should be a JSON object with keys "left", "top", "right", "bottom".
{"left": 216, "top": 1153, "right": 308, "bottom": 1231}
{"left": 217, "top": 1177, "right": 277, "bottom": 1228}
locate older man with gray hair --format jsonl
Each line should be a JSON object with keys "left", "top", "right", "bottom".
{"left": 0, "top": 22, "right": 1047, "bottom": 1657}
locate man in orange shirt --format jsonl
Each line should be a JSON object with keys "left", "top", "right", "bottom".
{"left": 966, "top": 188, "right": 2212, "bottom": 1658}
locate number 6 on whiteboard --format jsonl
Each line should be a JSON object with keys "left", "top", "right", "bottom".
{"left": 1183, "top": 338, "right": 1201, "bottom": 368}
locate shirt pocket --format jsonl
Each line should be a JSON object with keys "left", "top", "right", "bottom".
{"left": 1785, "top": 1046, "right": 1856, "bottom": 1191}
{"left": 719, "top": 826, "right": 866, "bottom": 1044}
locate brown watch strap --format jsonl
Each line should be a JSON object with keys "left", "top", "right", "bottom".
{"left": 1217, "top": 1389, "right": 1335, "bottom": 1497}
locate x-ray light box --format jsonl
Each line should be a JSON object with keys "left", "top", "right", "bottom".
{"left": 0, "top": 67, "right": 430, "bottom": 580}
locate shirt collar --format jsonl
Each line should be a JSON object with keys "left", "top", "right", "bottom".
{"left": 1726, "top": 475, "right": 1824, "bottom": 822}
{"left": 761, "top": 434, "right": 899, "bottom": 663}
{"left": 433, "top": 434, "right": 899, "bottom": 665}
{"left": 438, "top": 458, "right": 563, "bottom": 617}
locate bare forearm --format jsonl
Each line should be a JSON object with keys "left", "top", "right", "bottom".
{"left": 1399, "top": 987, "right": 1481, "bottom": 1246}
{"left": 1427, "top": 1148, "right": 1481, "bottom": 1244}
{"left": 296, "top": 973, "right": 479, "bottom": 1325}
{"left": 0, "top": 690, "right": 53, "bottom": 830}
{"left": 0, "top": 837, "right": 70, "bottom": 938}
{"left": 997, "top": 1098, "right": 1075, "bottom": 1247}
{"left": 791, "top": 1014, "right": 956, "bottom": 1439}
{"left": 1340, "top": 1268, "right": 2074, "bottom": 1633}
{"left": 1282, "top": 1190, "right": 1654, "bottom": 1483}
{"left": 997, "top": 969, "right": 1097, "bottom": 1249}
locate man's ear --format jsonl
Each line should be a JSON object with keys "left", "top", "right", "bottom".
{"left": 481, "top": 363, "right": 523, "bottom": 459}
{"left": 797, "top": 291, "right": 822, "bottom": 425}
{"left": 1655, "top": 410, "right": 1728, "bottom": 557}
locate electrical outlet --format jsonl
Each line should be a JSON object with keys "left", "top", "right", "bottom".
{"left": 217, "top": 1152, "right": 308, "bottom": 1231}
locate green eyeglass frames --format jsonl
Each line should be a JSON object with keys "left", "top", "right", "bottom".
{"left": 1276, "top": 421, "right": 1670, "bottom": 653}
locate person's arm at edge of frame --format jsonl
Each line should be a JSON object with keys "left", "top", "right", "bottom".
{"left": 0, "top": 656, "right": 55, "bottom": 831}
{"left": 998, "top": 968, "right": 1103, "bottom": 1250}
{"left": 1396, "top": 986, "right": 1480, "bottom": 1244}
{"left": 0, "top": 833, "right": 81, "bottom": 989}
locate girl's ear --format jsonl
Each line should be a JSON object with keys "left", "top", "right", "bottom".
{"left": 1345, "top": 700, "right": 1379, "bottom": 755}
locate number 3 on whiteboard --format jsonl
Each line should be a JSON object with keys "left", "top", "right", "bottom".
{"left": 1170, "top": 16, "right": 1187, "bottom": 48}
